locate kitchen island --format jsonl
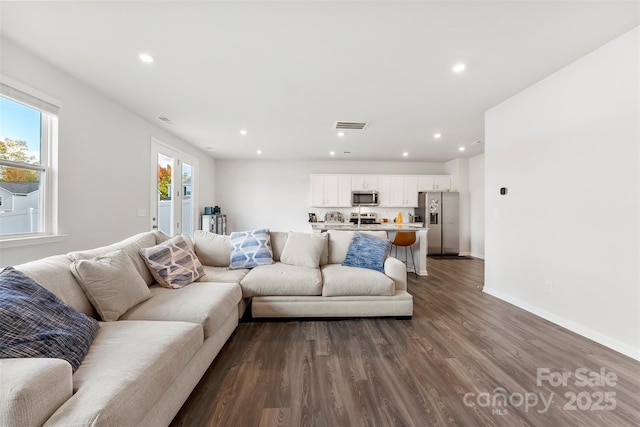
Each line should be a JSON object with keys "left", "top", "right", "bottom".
{"left": 310, "top": 222, "right": 429, "bottom": 276}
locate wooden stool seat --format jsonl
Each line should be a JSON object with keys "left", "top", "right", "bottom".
{"left": 390, "top": 231, "right": 417, "bottom": 276}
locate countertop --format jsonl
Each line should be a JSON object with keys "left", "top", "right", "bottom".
{"left": 310, "top": 222, "right": 427, "bottom": 231}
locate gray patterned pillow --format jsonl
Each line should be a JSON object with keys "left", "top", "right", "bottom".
{"left": 139, "top": 235, "right": 204, "bottom": 289}
{"left": 229, "top": 229, "right": 274, "bottom": 269}
{"left": 0, "top": 267, "right": 99, "bottom": 372}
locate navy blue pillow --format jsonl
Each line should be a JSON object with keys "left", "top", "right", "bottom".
{"left": 0, "top": 267, "right": 99, "bottom": 371}
{"left": 342, "top": 232, "right": 391, "bottom": 273}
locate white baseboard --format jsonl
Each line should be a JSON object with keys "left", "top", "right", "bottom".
{"left": 469, "top": 252, "right": 485, "bottom": 259}
{"left": 483, "top": 287, "right": 640, "bottom": 362}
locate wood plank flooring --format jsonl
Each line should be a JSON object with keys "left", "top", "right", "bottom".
{"left": 171, "top": 258, "right": 640, "bottom": 426}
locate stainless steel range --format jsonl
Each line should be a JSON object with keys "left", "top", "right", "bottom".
{"left": 349, "top": 212, "right": 379, "bottom": 224}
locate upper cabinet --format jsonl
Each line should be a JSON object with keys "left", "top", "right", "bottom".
{"left": 310, "top": 174, "right": 451, "bottom": 207}
{"left": 310, "top": 174, "right": 351, "bottom": 207}
{"left": 351, "top": 175, "right": 378, "bottom": 191}
{"left": 418, "top": 175, "right": 452, "bottom": 191}
{"left": 379, "top": 175, "right": 418, "bottom": 207}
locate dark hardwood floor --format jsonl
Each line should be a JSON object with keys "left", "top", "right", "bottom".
{"left": 171, "top": 258, "right": 640, "bottom": 426}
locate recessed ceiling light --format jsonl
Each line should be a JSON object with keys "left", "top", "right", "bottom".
{"left": 256, "top": 149, "right": 262, "bottom": 154}
{"left": 240, "top": 129, "right": 248, "bottom": 136}
{"left": 452, "top": 63, "right": 466, "bottom": 73}
{"left": 139, "top": 53, "right": 154, "bottom": 64}
{"left": 337, "top": 131, "right": 345, "bottom": 137}
{"left": 402, "top": 152, "right": 409, "bottom": 157}
{"left": 434, "top": 133, "right": 442, "bottom": 139}
{"left": 459, "top": 146, "right": 466, "bottom": 151}
{"left": 329, "top": 151, "right": 335, "bottom": 156}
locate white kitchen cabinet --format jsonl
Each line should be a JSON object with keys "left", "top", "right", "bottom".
{"left": 309, "top": 174, "right": 351, "bottom": 207}
{"left": 377, "top": 176, "right": 392, "bottom": 207}
{"left": 404, "top": 175, "right": 419, "bottom": 206}
{"left": 418, "top": 175, "right": 451, "bottom": 191}
{"left": 379, "top": 175, "right": 419, "bottom": 207}
{"left": 351, "top": 175, "right": 378, "bottom": 191}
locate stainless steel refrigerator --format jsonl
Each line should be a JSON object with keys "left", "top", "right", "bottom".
{"left": 415, "top": 192, "right": 459, "bottom": 255}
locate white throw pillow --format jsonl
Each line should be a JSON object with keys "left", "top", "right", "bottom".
{"left": 70, "top": 250, "right": 151, "bottom": 321}
{"left": 280, "top": 232, "right": 328, "bottom": 268}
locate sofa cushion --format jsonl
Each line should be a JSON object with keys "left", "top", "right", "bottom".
{"left": 68, "top": 231, "right": 159, "bottom": 285}
{"left": 240, "top": 262, "right": 322, "bottom": 297}
{"left": 342, "top": 232, "right": 391, "bottom": 273}
{"left": 45, "top": 320, "right": 202, "bottom": 426}
{"left": 193, "top": 230, "right": 231, "bottom": 267}
{"left": 280, "top": 232, "right": 328, "bottom": 268}
{"left": 0, "top": 358, "right": 73, "bottom": 427}
{"left": 14, "top": 254, "right": 95, "bottom": 317}
{"left": 70, "top": 250, "right": 151, "bottom": 321}
{"left": 199, "top": 265, "right": 250, "bottom": 283}
{"left": 139, "top": 235, "right": 205, "bottom": 289}
{"left": 119, "top": 282, "right": 242, "bottom": 339}
{"left": 269, "top": 231, "right": 289, "bottom": 262}
{"left": 321, "top": 264, "right": 394, "bottom": 296}
{"left": 327, "top": 230, "right": 388, "bottom": 264}
{"left": 0, "top": 267, "right": 99, "bottom": 372}
{"left": 229, "top": 229, "right": 275, "bottom": 269}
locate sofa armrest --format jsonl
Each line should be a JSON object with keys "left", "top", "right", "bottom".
{"left": 384, "top": 257, "right": 407, "bottom": 292}
{"left": 0, "top": 358, "right": 73, "bottom": 427}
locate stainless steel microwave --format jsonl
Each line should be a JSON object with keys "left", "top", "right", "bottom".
{"left": 351, "top": 190, "right": 379, "bottom": 206}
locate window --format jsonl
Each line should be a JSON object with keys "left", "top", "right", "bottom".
{"left": 0, "top": 78, "right": 58, "bottom": 239}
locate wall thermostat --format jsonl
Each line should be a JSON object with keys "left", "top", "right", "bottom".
{"left": 500, "top": 187, "right": 508, "bottom": 195}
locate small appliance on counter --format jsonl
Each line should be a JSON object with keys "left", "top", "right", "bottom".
{"left": 325, "top": 211, "right": 344, "bottom": 223}
{"left": 349, "top": 212, "right": 379, "bottom": 224}
{"left": 308, "top": 213, "right": 317, "bottom": 223}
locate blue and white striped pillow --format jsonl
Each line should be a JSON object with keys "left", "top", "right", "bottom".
{"left": 0, "top": 267, "right": 99, "bottom": 371}
{"left": 229, "top": 229, "right": 275, "bottom": 269}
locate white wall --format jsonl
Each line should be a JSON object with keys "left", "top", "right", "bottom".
{"left": 468, "top": 154, "right": 485, "bottom": 258}
{"left": 215, "top": 160, "right": 446, "bottom": 232}
{"left": 0, "top": 38, "right": 216, "bottom": 266}
{"left": 484, "top": 27, "right": 639, "bottom": 359}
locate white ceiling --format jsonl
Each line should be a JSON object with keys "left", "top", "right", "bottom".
{"left": 1, "top": 1, "right": 638, "bottom": 162}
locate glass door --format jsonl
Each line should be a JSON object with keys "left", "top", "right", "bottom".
{"left": 150, "top": 140, "right": 198, "bottom": 237}
{"left": 181, "top": 161, "right": 193, "bottom": 236}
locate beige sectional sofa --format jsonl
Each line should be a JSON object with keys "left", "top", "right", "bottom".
{"left": 0, "top": 228, "right": 412, "bottom": 426}
{"left": 193, "top": 229, "right": 413, "bottom": 318}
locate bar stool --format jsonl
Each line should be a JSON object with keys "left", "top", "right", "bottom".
{"left": 390, "top": 231, "right": 417, "bottom": 276}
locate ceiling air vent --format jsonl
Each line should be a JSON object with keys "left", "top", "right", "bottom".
{"left": 471, "top": 139, "right": 484, "bottom": 145}
{"left": 157, "top": 116, "right": 175, "bottom": 125}
{"left": 335, "top": 121, "right": 368, "bottom": 130}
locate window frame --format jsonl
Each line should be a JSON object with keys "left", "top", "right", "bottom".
{"left": 0, "top": 75, "right": 61, "bottom": 246}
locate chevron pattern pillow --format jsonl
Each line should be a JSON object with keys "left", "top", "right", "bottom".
{"left": 139, "top": 234, "right": 204, "bottom": 289}
{"left": 0, "top": 267, "right": 99, "bottom": 372}
{"left": 229, "top": 229, "right": 275, "bottom": 269}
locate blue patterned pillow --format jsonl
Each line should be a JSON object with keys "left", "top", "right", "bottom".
{"left": 342, "top": 232, "right": 391, "bottom": 273}
{"left": 229, "top": 229, "right": 275, "bottom": 269}
{"left": 0, "top": 267, "right": 99, "bottom": 372}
